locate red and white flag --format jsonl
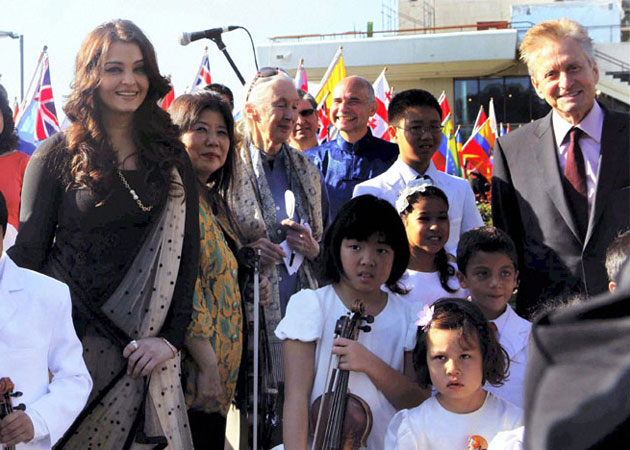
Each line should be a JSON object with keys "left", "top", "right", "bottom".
{"left": 438, "top": 91, "right": 451, "bottom": 123}
{"left": 488, "top": 97, "right": 498, "bottom": 137}
{"left": 369, "top": 68, "right": 391, "bottom": 141}
{"left": 294, "top": 58, "right": 308, "bottom": 92}
{"left": 160, "top": 86, "right": 175, "bottom": 110}
{"left": 317, "top": 95, "right": 331, "bottom": 143}
{"left": 472, "top": 105, "right": 487, "bottom": 133}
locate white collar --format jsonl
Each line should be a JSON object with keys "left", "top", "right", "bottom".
{"left": 552, "top": 101, "right": 604, "bottom": 146}
{"left": 491, "top": 304, "right": 511, "bottom": 333}
{"left": 396, "top": 157, "right": 439, "bottom": 184}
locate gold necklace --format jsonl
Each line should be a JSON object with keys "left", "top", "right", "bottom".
{"left": 117, "top": 170, "right": 153, "bottom": 212}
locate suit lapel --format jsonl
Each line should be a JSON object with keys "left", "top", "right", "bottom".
{"left": 585, "top": 108, "right": 626, "bottom": 245}
{"left": 533, "top": 113, "right": 583, "bottom": 242}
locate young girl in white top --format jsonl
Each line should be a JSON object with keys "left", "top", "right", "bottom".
{"left": 396, "top": 180, "right": 468, "bottom": 307}
{"left": 385, "top": 298, "right": 522, "bottom": 450}
{"left": 276, "top": 195, "right": 429, "bottom": 450}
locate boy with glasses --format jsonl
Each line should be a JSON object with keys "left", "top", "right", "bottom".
{"left": 354, "top": 89, "right": 482, "bottom": 255}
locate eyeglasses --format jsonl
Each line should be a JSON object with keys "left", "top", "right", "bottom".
{"left": 298, "top": 108, "right": 315, "bottom": 117}
{"left": 395, "top": 125, "right": 443, "bottom": 136}
{"left": 245, "top": 66, "right": 291, "bottom": 102}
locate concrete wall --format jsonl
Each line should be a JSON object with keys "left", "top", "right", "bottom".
{"left": 398, "top": 0, "right": 548, "bottom": 30}
{"left": 512, "top": 1, "right": 623, "bottom": 43}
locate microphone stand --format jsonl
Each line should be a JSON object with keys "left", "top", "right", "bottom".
{"left": 252, "top": 248, "right": 260, "bottom": 450}
{"left": 209, "top": 35, "right": 246, "bottom": 86}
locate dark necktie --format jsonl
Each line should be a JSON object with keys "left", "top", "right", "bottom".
{"left": 564, "top": 127, "right": 588, "bottom": 239}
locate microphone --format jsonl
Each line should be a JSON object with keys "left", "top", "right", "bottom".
{"left": 179, "top": 26, "right": 239, "bottom": 45}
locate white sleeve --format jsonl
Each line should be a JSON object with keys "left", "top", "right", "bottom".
{"left": 275, "top": 288, "right": 324, "bottom": 342}
{"left": 384, "top": 409, "right": 420, "bottom": 450}
{"left": 460, "top": 181, "right": 484, "bottom": 233}
{"left": 28, "top": 283, "right": 93, "bottom": 446}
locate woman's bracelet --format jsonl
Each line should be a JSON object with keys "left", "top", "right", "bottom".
{"left": 160, "top": 337, "right": 178, "bottom": 358}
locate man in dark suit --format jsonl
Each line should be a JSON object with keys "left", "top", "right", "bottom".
{"left": 492, "top": 18, "right": 629, "bottom": 317}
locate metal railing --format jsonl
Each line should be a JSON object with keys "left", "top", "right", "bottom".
{"left": 269, "top": 22, "right": 623, "bottom": 43}
{"left": 595, "top": 49, "right": 630, "bottom": 73}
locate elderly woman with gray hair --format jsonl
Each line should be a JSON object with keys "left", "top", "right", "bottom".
{"left": 228, "top": 67, "right": 329, "bottom": 441}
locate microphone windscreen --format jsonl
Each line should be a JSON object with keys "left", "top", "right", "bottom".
{"left": 179, "top": 32, "right": 191, "bottom": 46}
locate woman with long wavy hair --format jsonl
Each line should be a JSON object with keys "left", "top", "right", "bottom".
{"left": 8, "top": 19, "right": 199, "bottom": 449}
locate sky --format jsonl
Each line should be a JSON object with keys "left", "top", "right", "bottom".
{"left": 0, "top": 0, "right": 389, "bottom": 121}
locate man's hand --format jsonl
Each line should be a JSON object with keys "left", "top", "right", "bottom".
{"left": 0, "top": 410, "right": 34, "bottom": 446}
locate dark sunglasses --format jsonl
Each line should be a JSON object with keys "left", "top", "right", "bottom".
{"left": 299, "top": 108, "right": 315, "bottom": 117}
{"left": 245, "top": 66, "right": 291, "bottom": 101}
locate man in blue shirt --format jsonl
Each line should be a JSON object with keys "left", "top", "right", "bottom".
{"left": 305, "top": 76, "right": 398, "bottom": 219}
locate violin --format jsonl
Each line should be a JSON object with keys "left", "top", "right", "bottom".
{"left": 309, "top": 300, "right": 374, "bottom": 450}
{"left": 0, "top": 377, "right": 25, "bottom": 450}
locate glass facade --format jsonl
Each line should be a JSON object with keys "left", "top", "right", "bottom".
{"left": 454, "top": 76, "right": 551, "bottom": 141}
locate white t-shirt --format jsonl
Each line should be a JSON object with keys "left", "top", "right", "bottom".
{"left": 385, "top": 392, "right": 523, "bottom": 450}
{"left": 398, "top": 263, "right": 469, "bottom": 309}
{"left": 275, "top": 284, "right": 417, "bottom": 450}
{"left": 488, "top": 426, "right": 524, "bottom": 450}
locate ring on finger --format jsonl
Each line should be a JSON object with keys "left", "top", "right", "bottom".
{"left": 299, "top": 234, "right": 304, "bottom": 239}
{"left": 130, "top": 340, "right": 139, "bottom": 351}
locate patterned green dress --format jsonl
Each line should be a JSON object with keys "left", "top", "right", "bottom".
{"left": 183, "top": 195, "right": 242, "bottom": 416}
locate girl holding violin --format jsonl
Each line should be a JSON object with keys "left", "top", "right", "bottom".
{"left": 276, "top": 195, "right": 430, "bottom": 450}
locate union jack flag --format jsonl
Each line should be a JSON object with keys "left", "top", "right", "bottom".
{"left": 192, "top": 51, "right": 212, "bottom": 90}
{"left": 16, "top": 50, "right": 60, "bottom": 153}
{"left": 34, "top": 54, "right": 60, "bottom": 141}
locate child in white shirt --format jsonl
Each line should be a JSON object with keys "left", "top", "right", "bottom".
{"left": 277, "top": 195, "right": 429, "bottom": 450}
{"left": 396, "top": 180, "right": 468, "bottom": 307}
{"left": 385, "top": 298, "right": 522, "bottom": 449}
{"left": 456, "top": 227, "right": 531, "bottom": 407}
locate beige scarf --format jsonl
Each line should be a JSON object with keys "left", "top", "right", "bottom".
{"left": 58, "top": 169, "right": 193, "bottom": 450}
{"left": 227, "top": 140, "right": 323, "bottom": 380}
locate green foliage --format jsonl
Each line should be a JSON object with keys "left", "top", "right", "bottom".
{"left": 476, "top": 200, "right": 493, "bottom": 227}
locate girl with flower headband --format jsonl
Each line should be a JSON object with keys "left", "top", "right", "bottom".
{"left": 396, "top": 180, "right": 468, "bottom": 309}
{"left": 276, "top": 195, "right": 429, "bottom": 450}
{"left": 385, "top": 298, "right": 522, "bottom": 449}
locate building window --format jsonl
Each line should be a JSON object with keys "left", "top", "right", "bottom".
{"left": 454, "top": 76, "right": 550, "bottom": 141}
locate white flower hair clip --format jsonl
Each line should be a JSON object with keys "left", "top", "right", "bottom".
{"left": 415, "top": 304, "right": 434, "bottom": 331}
{"left": 395, "top": 177, "right": 434, "bottom": 214}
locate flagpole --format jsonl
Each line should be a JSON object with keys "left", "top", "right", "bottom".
{"left": 16, "top": 47, "right": 46, "bottom": 124}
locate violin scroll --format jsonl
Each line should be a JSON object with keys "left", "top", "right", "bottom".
{"left": 0, "top": 377, "right": 25, "bottom": 450}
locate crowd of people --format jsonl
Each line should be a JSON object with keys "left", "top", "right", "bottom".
{"left": 0, "top": 15, "right": 628, "bottom": 450}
